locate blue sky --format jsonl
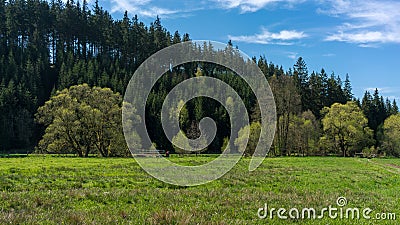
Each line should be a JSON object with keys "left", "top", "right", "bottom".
{"left": 94, "top": 0, "right": 400, "bottom": 101}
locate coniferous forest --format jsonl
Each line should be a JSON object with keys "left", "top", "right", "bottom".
{"left": 0, "top": 0, "right": 399, "bottom": 157}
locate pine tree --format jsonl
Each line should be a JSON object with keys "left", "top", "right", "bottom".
{"left": 343, "top": 73, "right": 353, "bottom": 101}
{"left": 182, "top": 33, "right": 190, "bottom": 42}
{"left": 308, "top": 71, "right": 324, "bottom": 118}
{"left": 293, "top": 57, "right": 310, "bottom": 111}
{"left": 385, "top": 98, "right": 392, "bottom": 116}
{"left": 257, "top": 55, "right": 269, "bottom": 77}
{"left": 293, "top": 57, "right": 308, "bottom": 84}
{"left": 392, "top": 99, "right": 399, "bottom": 114}
{"left": 172, "top": 30, "right": 181, "bottom": 44}
{"left": 0, "top": 0, "right": 6, "bottom": 55}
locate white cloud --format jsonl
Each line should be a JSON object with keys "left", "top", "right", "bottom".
{"left": 110, "top": 0, "right": 181, "bottom": 18}
{"left": 287, "top": 52, "right": 298, "bottom": 59}
{"left": 365, "top": 87, "right": 395, "bottom": 94}
{"left": 59, "top": 0, "right": 96, "bottom": 3}
{"left": 228, "top": 28, "right": 308, "bottom": 45}
{"left": 212, "top": 0, "right": 305, "bottom": 13}
{"left": 321, "top": 0, "right": 400, "bottom": 45}
{"left": 139, "top": 7, "right": 180, "bottom": 18}
{"left": 325, "top": 30, "right": 398, "bottom": 43}
{"left": 106, "top": 0, "right": 400, "bottom": 46}
{"left": 364, "top": 87, "right": 400, "bottom": 101}
{"left": 384, "top": 96, "right": 400, "bottom": 101}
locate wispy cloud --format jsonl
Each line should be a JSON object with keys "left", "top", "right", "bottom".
{"left": 287, "top": 52, "right": 298, "bottom": 59}
{"left": 321, "top": 0, "right": 400, "bottom": 46}
{"left": 110, "top": 0, "right": 182, "bottom": 18}
{"left": 365, "top": 87, "right": 395, "bottom": 94}
{"left": 228, "top": 28, "right": 307, "bottom": 45}
{"left": 107, "top": 0, "right": 400, "bottom": 47}
{"left": 322, "top": 53, "right": 336, "bottom": 57}
{"left": 364, "top": 87, "right": 400, "bottom": 101}
{"left": 211, "top": 0, "right": 305, "bottom": 13}
{"left": 384, "top": 96, "right": 400, "bottom": 101}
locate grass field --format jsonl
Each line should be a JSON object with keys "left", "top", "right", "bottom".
{"left": 0, "top": 155, "right": 399, "bottom": 224}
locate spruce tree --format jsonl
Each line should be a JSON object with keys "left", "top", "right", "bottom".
{"left": 343, "top": 73, "right": 353, "bottom": 101}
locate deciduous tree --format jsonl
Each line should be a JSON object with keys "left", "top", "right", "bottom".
{"left": 234, "top": 122, "right": 261, "bottom": 156}
{"left": 321, "top": 101, "right": 373, "bottom": 157}
{"left": 382, "top": 114, "right": 400, "bottom": 157}
{"left": 35, "top": 84, "right": 131, "bottom": 157}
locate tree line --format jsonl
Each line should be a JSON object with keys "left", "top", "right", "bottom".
{"left": 0, "top": 0, "right": 188, "bottom": 151}
{"left": 236, "top": 57, "right": 399, "bottom": 157}
{"left": 0, "top": 0, "right": 399, "bottom": 157}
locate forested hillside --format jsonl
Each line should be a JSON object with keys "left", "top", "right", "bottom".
{"left": 0, "top": 0, "right": 398, "bottom": 156}
{"left": 0, "top": 0, "right": 189, "bottom": 151}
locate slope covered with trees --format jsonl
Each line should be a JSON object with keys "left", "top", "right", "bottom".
{"left": 0, "top": 0, "right": 189, "bottom": 151}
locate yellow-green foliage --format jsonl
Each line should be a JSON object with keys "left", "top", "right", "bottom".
{"left": 382, "top": 114, "right": 400, "bottom": 156}
{"left": 235, "top": 122, "right": 261, "bottom": 156}
{"left": 172, "top": 131, "right": 191, "bottom": 154}
{"left": 35, "top": 84, "right": 136, "bottom": 157}
{"left": 321, "top": 101, "right": 373, "bottom": 156}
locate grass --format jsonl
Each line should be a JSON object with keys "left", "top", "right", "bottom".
{"left": 0, "top": 155, "right": 399, "bottom": 224}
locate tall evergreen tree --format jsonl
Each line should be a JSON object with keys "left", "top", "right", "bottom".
{"left": 0, "top": 0, "right": 6, "bottom": 55}
{"left": 343, "top": 73, "right": 352, "bottom": 101}
{"left": 293, "top": 57, "right": 310, "bottom": 111}
{"left": 392, "top": 99, "right": 399, "bottom": 114}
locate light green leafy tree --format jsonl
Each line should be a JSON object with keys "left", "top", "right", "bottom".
{"left": 221, "top": 136, "right": 230, "bottom": 153}
{"left": 382, "top": 114, "right": 400, "bottom": 157}
{"left": 122, "top": 101, "right": 142, "bottom": 151}
{"left": 287, "top": 111, "right": 320, "bottom": 156}
{"left": 172, "top": 131, "right": 191, "bottom": 154}
{"left": 36, "top": 84, "right": 133, "bottom": 157}
{"left": 169, "top": 99, "right": 189, "bottom": 131}
{"left": 235, "top": 122, "right": 261, "bottom": 156}
{"left": 321, "top": 101, "right": 373, "bottom": 157}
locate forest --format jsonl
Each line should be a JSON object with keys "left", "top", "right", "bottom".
{"left": 0, "top": 0, "right": 399, "bottom": 157}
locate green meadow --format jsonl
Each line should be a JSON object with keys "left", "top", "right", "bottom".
{"left": 0, "top": 155, "right": 399, "bottom": 224}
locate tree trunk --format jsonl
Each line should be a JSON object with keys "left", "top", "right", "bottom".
{"left": 76, "top": 149, "right": 83, "bottom": 157}
{"left": 85, "top": 146, "right": 90, "bottom": 157}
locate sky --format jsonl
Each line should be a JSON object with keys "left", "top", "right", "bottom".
{"left": 94, "top": 0, "right": 400, "bottom": 101}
